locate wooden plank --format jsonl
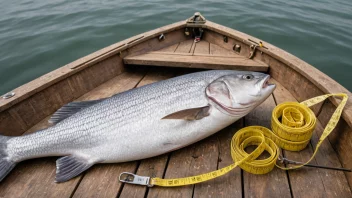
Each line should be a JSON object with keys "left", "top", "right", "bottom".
{"left": 71, "top": 70, "right": 149, "bottom": 198}
{"left": 0, "top": 55, "right": 124, "bottom": 137}
{"left": 200, "top": 120, "right": 243, "bottom": 197}
{"left": 203, "top": 30, "right": 250, "bottom": 58}
{"left": 272, "top": 79, "right": 352, "bottom": 197}
{"left": 126, "top": 29, "right": 188, "bottom": 58}
{"left": 119, "top": 67, "right": 177, "bottom": 198}
{"left": 193, "top": 41, "right": 210, "bottom": 54}
{"left": 157, "top": 43, "right": 179, "bottom": 53}
{"left": 147, "top": 147, "right": 194, "bottom": 197}
{"left": 0, "top": 70, "right": 147, "bottom": 198}
{"left": 311, "top": 122, "right": 352, "bottom": 197}
{"left": 7, "top": 100, "right": 40, "bottom": 129}
{"left": 66, "top": 55, "right": 125, "bottom": 99}
{"left": 210, "top": 43, "right": 240, "bottom": 57}
{"left": 74, "top": 162, "right": 138, "bottom": 198}
{"left": 175, "top": 40, "right": 194, "bottom": 53}
{"left": 149, "top": 51, "right": 243, "bottom": 58}
{"left": 124, "top": 53, "right": 268, "bottom": 72}
{"left": 147, "top": 131, "right": 221, "bottom": 197}
{"left": 0, "top": 110, "right": 27, "bottom": 136}
{"left": 318, "top": 100, "right": 352, "bottom": 189}
{"left": 147, "top": 137, "right": 219, "bottom": 197}
{"left": 188, "top": 136, "right": 219, "bottom": 197}
{"left": 268, "top": 58, "right": 324, "bottom": 115}
{"left": 244, "top": 95, "right": 292, "bottom": 198}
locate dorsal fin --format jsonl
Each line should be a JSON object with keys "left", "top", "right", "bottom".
{"left": 49, "top": 99, "right": 103, "bottom": 124}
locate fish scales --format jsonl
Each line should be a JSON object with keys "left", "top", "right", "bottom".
{"left": 0, "top": 70, "right": 275, "bottom": 182}
{"left": 7, "top": 72, "right": 215, "bottom": 159}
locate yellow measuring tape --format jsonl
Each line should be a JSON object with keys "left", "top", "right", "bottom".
{"left": 150, "top": 93, "right": 348, "bottom": 187}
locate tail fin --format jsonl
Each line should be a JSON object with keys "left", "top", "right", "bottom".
{"left": 0, "top": 135, "right": 16, "bottom": 182}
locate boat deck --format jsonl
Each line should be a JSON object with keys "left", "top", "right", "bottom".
{"left": 0, "top": 66, "right": 350, "bottom": 198}
{"left": 124, "top": 40, "right": 268, "bottom": 72}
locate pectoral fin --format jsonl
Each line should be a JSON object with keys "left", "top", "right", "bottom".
{"left": 162, "top": 106, "right": 210, "bottom": 120}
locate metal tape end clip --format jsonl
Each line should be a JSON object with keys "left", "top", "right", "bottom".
{"left": 119, "top": 172, "right": 153, "bottom": 187}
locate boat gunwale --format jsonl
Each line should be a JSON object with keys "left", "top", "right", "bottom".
{"left": 0, "top": 19, "right": 351, "bottom": 128}
{"left": 0, "top": 20, "right": 187, "bottom": 112}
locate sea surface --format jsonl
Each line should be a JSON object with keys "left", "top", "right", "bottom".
{"left": 0, "top": 0, "right": 351, "bottom": 95}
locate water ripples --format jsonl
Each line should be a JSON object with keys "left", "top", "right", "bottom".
{"left": 0, "top": 0, "right": 351, "bottom": 94}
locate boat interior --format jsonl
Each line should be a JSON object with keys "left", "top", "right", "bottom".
{"left": 0, "top": 16, "right": 351, "bottom": 197}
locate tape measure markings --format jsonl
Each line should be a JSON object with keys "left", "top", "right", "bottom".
{"left": 148, "top": 93, "right": 348, "bottom": 187}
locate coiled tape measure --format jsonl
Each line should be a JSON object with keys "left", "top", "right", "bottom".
{"left": 119, "top": 93, "right": 348, "bottom": 187}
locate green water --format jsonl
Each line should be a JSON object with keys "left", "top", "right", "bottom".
{"left": 0, "top": 0, "right": 351, "bottom": 95}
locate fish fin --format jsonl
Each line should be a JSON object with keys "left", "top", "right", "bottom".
{"left": 49, "top": 99, "right": 103, "bottom": 124}
{"left": 55, "top": 155, "right": 94, "bottom": 183}
{"left": 162, "top": 106, "right": 210, "bottom": 120}
{"left": 0, "top": 135, "right": 16, "bottom": 182}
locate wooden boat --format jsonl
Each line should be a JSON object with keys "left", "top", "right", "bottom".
{"left": 0, "top": 13, "right": 351, "bottom": 197}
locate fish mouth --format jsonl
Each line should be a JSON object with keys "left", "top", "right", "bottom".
{"left": 261, "top": 76, "right": 275, "bottom": 88}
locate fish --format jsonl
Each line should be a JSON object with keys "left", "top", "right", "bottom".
{"left": 0, "top": 70, "right": 275, "bottom": 182}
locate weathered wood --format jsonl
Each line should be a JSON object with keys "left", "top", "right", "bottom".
{"left": 158, "top": 43, "right": 179, "bottom": 53}
{"left": 147, "top": 147, "right": 195, "bottom": 197}
{"left": 119, "top": 67, "right": 177, "bottom": 198}
{"left": 147, "top": 136, "right": 219, "bottom": 198}
{"left": 73, "top": 162, "right": 138, "bottom": 198}
{"left": 0, "top": 70, "right": 147, "bottom": 198}
{"left": 0, "top": 55, "right": 125, "bottom": 136}
{"left": 149, "top": 51, "right": 243, "bottom": 58}
{"left": 311, "top": 122, "right": 352, "bottom": 197}
{"left": 210, "top": 43, "right": 240, "bottom": 57}
{"left": 126, "top": 29, "right": 189, "bottom": 57}
{"left": 204, "top": 120, "right": 243, "bottom": 198}
{"left": 318, "top": 100, "right": 352, "bottom": 189}
{"left": 193, "top": 40, "right": 210, "bottom": 54}
{"left": 272, "top": 78, "right": 352, "bottom": 197}
{"left": 175, "top": 40, "right": 194, "bottom": 53}
{"left": 267, "top": 56, "right": 324, "bottom": 115}
{"left": 189, "top": 136, "right": 219, "bottom": 197}
{"left": 0, "top": 111, "right": 26, "bottom": 136}
{"left": 244, "top": 95, "right": 292, "bottom": 198}
{"left": 70, "top": 70, "right": 149, "bottom": 198}
{"left": 203, "top": 30, "right": 250, "bottom": 58}
{"left": 124, "top": 53, "right": 268, "bottom": 71}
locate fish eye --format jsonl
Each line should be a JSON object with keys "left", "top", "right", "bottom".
{"left": 242, "top": 74, "right": 254, "bottom": 80}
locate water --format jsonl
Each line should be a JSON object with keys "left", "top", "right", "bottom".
{"left": 0, "top": 0, "right": 351, "bottom": 95}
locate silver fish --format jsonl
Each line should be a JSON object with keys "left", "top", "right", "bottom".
{"left": 0, "top": 70, "right": 275, "bottom": 182}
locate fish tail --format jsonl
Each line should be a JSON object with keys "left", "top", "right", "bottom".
{"left": 0, "top": 135, "right": 16, "bottom": 182}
